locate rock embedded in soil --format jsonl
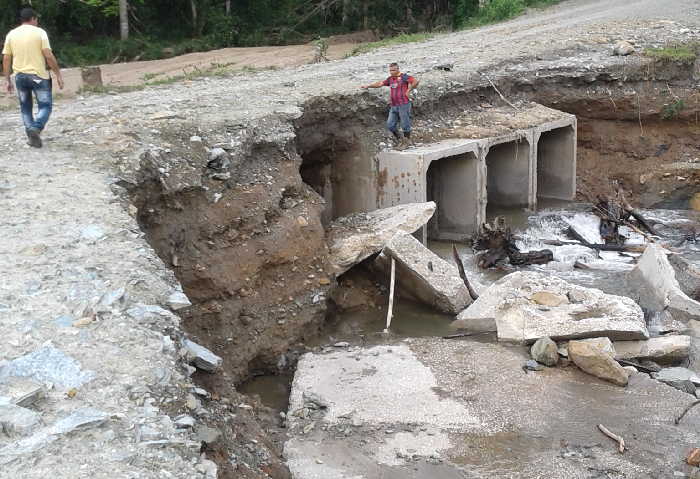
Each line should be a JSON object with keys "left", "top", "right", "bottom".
{"left": 568, "top": 340, "right": 629, "bottom": 387}
{"left": 0, "top": 404, "right": 41, "bottom": 437}
{"left": 612, "top": 40, "right": 635, "bottom": 56}
{"left": 182, "top": 339, "right": 223, "bottom": 372}
{"left": 375, "top": 233, "right": 472, "bottom": 315}
{"left": 464, "top": 272, "right": 648, "bottom": 344}
{"left": 0, "top": 377, "right": 44, "bottom": 408}
{"left": 327, "top": 202, "right": 436, "bottom": 275}
{"left": 613, "top": 335, "right": 691, "bottom": 363}
{"left": 530, "top": 337, "right": 559, "bottom": 366}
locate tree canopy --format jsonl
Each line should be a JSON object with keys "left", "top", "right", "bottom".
{"left": 1, "top": 1, "right": 548, "bottom": 67}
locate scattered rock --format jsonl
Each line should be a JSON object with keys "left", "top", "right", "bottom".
{"left": 531, "top": 292, "right": 569, "bottom": 307}
{"left": 687, "top": 448, "right": 700, "bottom": 466}
{"left": 0, "top": 377, "right": 45, "bottom": 408}
{"left": 0, "top": 408, "right": 109, "bottom": 465}
{"left": 0, "top": 345, "right": 95, "bottom": 390}
{"left": 652, "top": 367, "right": 700, "bottom": 386}
{"left": 461, "top": 272, "right": 647, "bottom": 344}
{"left": 530, "top": 337, "right": 559, "bottom": 366}
{"left": 613, "top": 336, "right": 691, "bottom": 363}
{"left": 0, "top": 404, "right": 41, "bottom": 436}
{"left": 376, "top": 233, "right": 472, "bottom": 314}
{"left": 174, "top": 415, "right": 196, "bottom": 429}
{"left": 574, "top": 337, "right": 616, "bottom": 357}
{"left": 629, "top": 244, "right": 700, "bottom": 319}
{"left": 167, "top": 291, "right": 192, "bottom": 310}
{"left": 613, "top": 40, "right": 635, "bottom": 56}
{"left": 182, "top": 339, "right": 223, "bottom": 372}
{"left": 327, "top": 202, "right": 436, "bottom": 275}
{"left": 195, "top": 425, "right": 221, "bottom": 444}
{"left": 568, "top": 340, "right": 628, "bottom": 386}
{"left": 523, "top": 359, "right": 545, "bottom": 371}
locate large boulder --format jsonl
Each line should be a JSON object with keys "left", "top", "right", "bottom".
{"left": 375, "top": 233, "right": 472, "bottom": 315}
{"left": 459, "top": 272, "right": 648, "bottom": 344}
{"left": 568, "top": 339, "right": 628, "bottom": 387}
{"left": 614, "top": 336, "right": 691, "bottom": 363}
{"left": 629, "top": 244, "right": 700, "bottom": 319}
{"left": 327, "top": 202, "right": 435, "bottom": 274}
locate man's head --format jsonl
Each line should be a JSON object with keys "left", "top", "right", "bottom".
{"left": 388, "top": 62, "right": 400, "bottom": 77}
{"left": 19, "top": 7, "right": 38, "bottom": 25}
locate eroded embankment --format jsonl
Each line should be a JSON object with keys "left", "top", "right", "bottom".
{"left": 129, "top": 54, "right": 700, "bottom": 478}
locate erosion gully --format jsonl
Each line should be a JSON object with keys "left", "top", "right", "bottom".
{"left": 133, "top": 61, "right": 700, "bottom": 478}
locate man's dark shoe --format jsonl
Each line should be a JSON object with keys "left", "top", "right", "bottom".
{"left": 26, "top": 128, "right": 42, "bottom": 148}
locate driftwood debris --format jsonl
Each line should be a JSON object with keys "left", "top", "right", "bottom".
{"left": 588, "top": 183, "right": 662, "bottom": 244}
{"left": 675, "top": 399, "right": 700, "bottom": 425}
{"left": 598, "top": 424, "right": 626, "bottom": 453}
{"left": 452, "top": 244, "right": 479, "bottom": 301}
{"left": 473, "top": 217, "right": 553, "bottom": 269}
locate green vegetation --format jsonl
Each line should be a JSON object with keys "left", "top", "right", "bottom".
{"left": 458, "top": 0, "right": 562, "bottom": 28}
{"left": 662, "top": 99, "right": 686, "bottom": 120}
{"left": 1, "top": 0, "right": 564, "bottom": 67}
{"left": 349, "top": 33, "right": 434, "bottom": 56}
{"left": 644, "top": 44, "right": 699, "bottom": 64}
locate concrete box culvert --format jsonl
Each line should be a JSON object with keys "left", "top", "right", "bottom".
{"left": 535, "top": 119, "right": 577, "bottom": 202}
{"left": 483, "top": 135, "right": 533, "bottom": 216}
{"left": 376, "top": 108, "right": 577, "bottom": 240}
{"left": 377, "top": 139, "right": 481, "bottom": 243}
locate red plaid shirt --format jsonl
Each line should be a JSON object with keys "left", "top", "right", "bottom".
{"left": 382, "top": 73, "right": 414, "bottom": 107}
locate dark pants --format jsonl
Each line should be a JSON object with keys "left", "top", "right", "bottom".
{"left": 15, "top": 73, "right": 53, "bottom": 133}
{"left": 387, "top": 102, "right": 411, "bottom": 135}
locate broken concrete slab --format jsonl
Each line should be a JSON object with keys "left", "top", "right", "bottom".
{"left": 0, "top": 377, "right": 45, "bottom": 408}
{"left": 0, "top": 345, "right": 95, "bottom": 390}
{"left": 568, "top": 339, "right": 628, "bottom": 386}
{"left": 629, "top": 243, "right": 700, "bottom": 319}
{"left": 0, "top": 404, "right": 41, "bottom": 437}
{"left": 614, "top": 336, "right": 691, "bottom": 363}
{"left": 652, "top": 367, "right": 700, "bottom": 386}
{"left": 285, "top": 337, "right": 700, "bottom": 478}
{"left": 375, "top": 233, "right": 472, "bottom": 314}
{"left": 182, "top": 339, "right": 223, "bottom": 372}
{"left": 460, "top": 272, "right": 647, "bottom": 344}
{"left": 327, "top": 202, "right": 436, "bottom": 275}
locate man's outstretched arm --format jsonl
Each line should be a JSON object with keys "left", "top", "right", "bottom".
{"left": 360, "top": 80, "right": 386, "bottom": 89}
{"left": 2, "top": 54, "right": 12, "bottom": 93}
{"left": 42, "top": 48, "right": 64, "bottom": 89}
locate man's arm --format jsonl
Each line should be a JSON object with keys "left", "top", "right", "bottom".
{"left": 2, "top": 54, "right": 12, "bottom": 94}
{"left": 42, "top": 48, "right": 64, "bottom": 89}
{"left": 406, "top": 77, "right": 419, "bottom": 97}
{"left": 361, "top": 80, "right": 386, "bottom": 89}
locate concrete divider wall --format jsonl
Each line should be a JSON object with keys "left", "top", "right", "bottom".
{"left": 374, "top": 114, "right": 576, "bottom": 241}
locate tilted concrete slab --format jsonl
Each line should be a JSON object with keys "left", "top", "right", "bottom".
{"left": 284, "top": 338, "right": 700, "bottom": 478}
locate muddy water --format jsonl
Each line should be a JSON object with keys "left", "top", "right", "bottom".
{"left": 243, "top": 202, "right": 700, "bottom": 412}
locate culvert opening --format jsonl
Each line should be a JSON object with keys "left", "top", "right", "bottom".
{"left": 486, "top": 138, "right": 531, "bottom": 216}
{"left": 537, "top": 125, "right": 576, "bottom": 201}
{"left": 298, "top": 135, "right": 376, "bottom": 226}
{"left": 426, "top": 151, "right": 480, "bottom": 240}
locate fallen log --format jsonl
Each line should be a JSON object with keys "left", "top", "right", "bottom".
{"left": 566, "top": 226, "right": 644, "bottom": 253}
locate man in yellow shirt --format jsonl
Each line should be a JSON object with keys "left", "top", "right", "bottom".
{"left": 2, "top": 7, "right": 64, "bottom": 148}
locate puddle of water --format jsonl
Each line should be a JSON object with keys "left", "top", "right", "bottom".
{"left": 239, "top": 373, "right": 293, "bottom": 411}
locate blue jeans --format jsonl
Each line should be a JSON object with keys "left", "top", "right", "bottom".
{"left": 15, "top": 73, "right": 53, "bottom": 132}
{"left": 387, "top": 102, "right": 411, "bottom": 135}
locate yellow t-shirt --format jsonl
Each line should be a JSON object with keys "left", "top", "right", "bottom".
{"left": 2, "top": 25, "right": 51, "bottom": 79}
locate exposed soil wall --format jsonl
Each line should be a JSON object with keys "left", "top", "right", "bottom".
{"left": 128, "top": 56, "right": 700, "bottom": 479}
